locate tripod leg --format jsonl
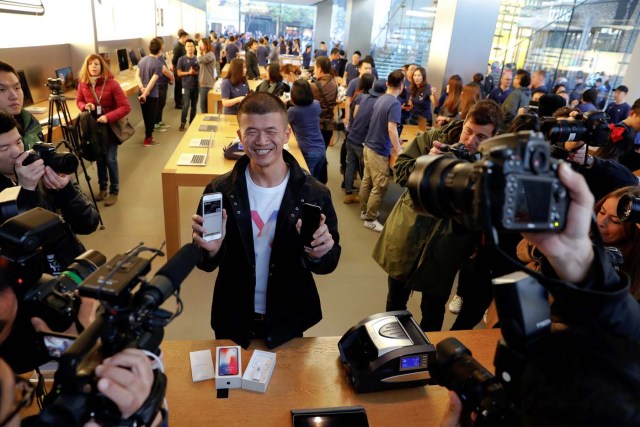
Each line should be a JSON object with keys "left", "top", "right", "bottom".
{"left": 54, "top": 98, "right": 106, "bottom": 229}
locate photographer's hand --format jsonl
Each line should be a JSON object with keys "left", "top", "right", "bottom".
{"left": 92, "top": 349, "right": 157, "bottom": 421}
{"left": 14, "top": 151, "right": 44, "bottom": 191}
{"left": 192, "top": 210, "right": 228, "bottom": 258}
{"left": 42, "top": 166, "right": 70, "bottom": 190}
{"left": 31, "top": 296, "right": 97, "bottom": 335}
{"left": 440, "top": 391, "right": 463, "bottom": 427}
{"left": 429, "top": 140, "right": 447, "bottom": 156}
{"left": 295, "top": 214, "right": 334, "bottom": 259}
{"left": 522, "top": 163, "right": 595, "bottom": 283}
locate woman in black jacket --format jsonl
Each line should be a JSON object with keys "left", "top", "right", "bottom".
{"left": 255, "top": 63, "right": 290, "bottom": 97}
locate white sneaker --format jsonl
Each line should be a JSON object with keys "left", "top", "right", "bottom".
{"left": 448, "top": 295, "right": 463, "bottom": 314}
{"left": 363, "top": 219, "right": 384, "bottom": 232}
{"left": 360, "top": 212, "right": 379, "bottom": 220}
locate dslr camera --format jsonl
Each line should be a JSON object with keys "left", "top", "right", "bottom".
{"left": 22, "top": 141, "right": 80, "bottom": 175}
{"left": 438, "top": 142, "right": 479, "bottom": 162}
{"left": 540, "top": 110, "right": 609, "bottom": 148}
{"left": 0, "top": 207, "right": 105, "bottom": 331}
{"left": 408, "top": 131, "right": 569, "bottom": 232}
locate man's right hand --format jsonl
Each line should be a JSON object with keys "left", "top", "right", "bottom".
{"left": 429, "top": 140, "right": 447, "bottom": 156}
{"left": 192, "top": 210, "right": 228, "bottom": 258}
{"left": 14, "top": 151, "right": 45, "bottom": 191}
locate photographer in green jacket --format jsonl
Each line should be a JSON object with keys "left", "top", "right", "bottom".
{"left": 372, "top": 100, "right": 503, "bottom": 331}
{"left": 0, "top": 61, "right": 43, "bottom": 149}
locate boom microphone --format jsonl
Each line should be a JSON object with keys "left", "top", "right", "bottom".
{"left": 138, "top": 243, "right": 200, "bottom": 310}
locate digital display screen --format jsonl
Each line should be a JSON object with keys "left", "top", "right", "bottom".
{"left": 513, "top": 178, "right": 552, "bottom": 224}
{"left": 401, "top": 356, "right": 421, "bottom": 370}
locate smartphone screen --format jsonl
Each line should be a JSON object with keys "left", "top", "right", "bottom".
{"left": 300, "top": 203, "right": 322, "bottom": 249}
{"left": 202, "top": 193, "right": 223, "bottom": 241}
{"left": 218, "top": 347, "right": 239, "bottom": 376}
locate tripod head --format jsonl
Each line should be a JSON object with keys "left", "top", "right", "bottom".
{"left": 45, "top": 78, "right": 65, "bottom": 99}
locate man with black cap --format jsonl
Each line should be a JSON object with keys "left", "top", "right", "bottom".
{"left": 605, "top": 85, "right": 631, "bottom": 124}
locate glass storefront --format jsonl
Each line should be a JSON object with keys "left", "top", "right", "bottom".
{"left": 369, "top": 0, "right": 437, "bottom": 76}
{"left": 207, "top": 0, "right": 316, "bottom": 48}
{"left": 489, "top": 0, "right": 640, "bottom": 97}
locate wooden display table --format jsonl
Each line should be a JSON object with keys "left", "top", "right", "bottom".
{"left": 161, "top": 113, "right": 308, "bottom": 257}
{"left": 164, "top": 329, "right": 501, "bottom": 426}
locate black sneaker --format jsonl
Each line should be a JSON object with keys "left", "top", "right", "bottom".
{"left": 179, "top": 123, "right": 185, "bottom": 131}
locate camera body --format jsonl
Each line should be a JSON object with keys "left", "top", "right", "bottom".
{"left": 408, "top": 131, "right": 569, "bottom": 232}
{"left": 19, "top": 250, "right": 106, "bottom": 331}
{"left": 0, "top": 208, "right": 106, "bottom": 331}
{"left": 22, "top": 141, "right": 79, "bottom": 175}
{"left": 540, "top": 110, "right": 609, "bottom": 147}
{"left": 439, "top": 142, "right": 479, "bottom": 162}
{"left": 45, "top": 77, "right": 64, "bottom": 95}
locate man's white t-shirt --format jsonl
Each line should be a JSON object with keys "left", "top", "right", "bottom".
{"left": 245, "top": 168, "right": 290, "bottom": 314}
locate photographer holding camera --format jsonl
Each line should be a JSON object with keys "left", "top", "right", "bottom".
{"left": 440, "top": 162, "right": 640, "bottom": 427}
{"left": 372, "top": 100, "right": 505, "bottom": 331}
{"left": 0, "top": 112, "right": 99, "bottom": 372}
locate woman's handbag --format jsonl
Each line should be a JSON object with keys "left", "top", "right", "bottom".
{"left": 109, "top": 116, "right": 135, "bottom": 144}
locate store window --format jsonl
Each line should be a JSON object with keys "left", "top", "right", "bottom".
{"left": 488, "top": 0, "right": 640, "bottom": 99}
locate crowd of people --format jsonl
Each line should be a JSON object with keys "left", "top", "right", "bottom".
{"left": 0, "top": 22, "right": 639, "bottom": 425}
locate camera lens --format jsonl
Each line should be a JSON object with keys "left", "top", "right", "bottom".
{"left": 49, "top": 152, "right": 79, "bottom": 175}
{"left": 58, "top": 250, "right": 107, "bottom": 293}
{"left": 617, "top": 194, "right": 640, "bottom": 223}
{"left": 407, "top": 155, "right": 477, "bottom": 218}
{"left": 543, "top": 119, "right": 586, "bottom": 145}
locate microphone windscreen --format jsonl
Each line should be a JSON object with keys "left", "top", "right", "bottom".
{"left": 155, "top": 243, "right": 200, "bottom": 288}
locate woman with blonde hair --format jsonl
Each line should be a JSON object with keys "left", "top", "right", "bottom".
{"left": 76, "top": 53, "right": 131, "bottom": 206}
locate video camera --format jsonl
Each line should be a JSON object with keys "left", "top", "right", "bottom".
{"left": 37, "top": 242, "right": 199, "bottom": 426}
{"left": 0, "top": 198, "right": 198, "bottom": 425}
{"left": 408, "top": 131, "right": 569, "bottom": 232}
{"left": 22, "top": 141, "right": 80, "bottom": 175}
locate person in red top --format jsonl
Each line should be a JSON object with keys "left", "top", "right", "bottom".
{"left": 77, "top": 53, "right": 131, "bottom": 206}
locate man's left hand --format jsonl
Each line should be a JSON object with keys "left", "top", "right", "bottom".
{"left": 42, "top": 166, "right": 70, "bottom": 190}
{"left": 296, "top": 214, "right": 334, "bottom": 259}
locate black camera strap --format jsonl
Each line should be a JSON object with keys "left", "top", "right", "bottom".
{"left": 117, "top": 369, "right": 167, "bottom": 427}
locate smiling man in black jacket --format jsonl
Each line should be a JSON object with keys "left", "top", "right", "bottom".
{"left": 192, "top": 92, "right": 341, "bottom": 348}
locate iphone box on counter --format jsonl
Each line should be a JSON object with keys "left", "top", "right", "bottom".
{"left": 242, "top": 350, "right": 276, "bottom": 393}
{"left": 215, "top": 346, "right": 242, "bottom": 389}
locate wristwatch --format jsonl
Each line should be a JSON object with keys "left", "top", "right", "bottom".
{"left": 585, "top": 154, "right": 595, "bottom": 169}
